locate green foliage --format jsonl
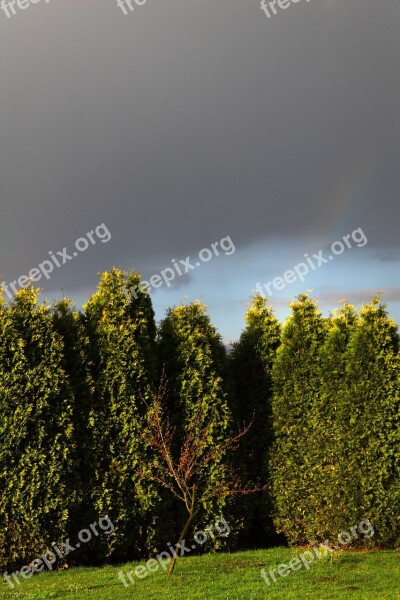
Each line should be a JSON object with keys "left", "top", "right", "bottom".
{"left": 229, "top": 295, "right": 281, "bottom": 546}
{"left": 51, "top": 298, "right": 98, "bottom": 562}
{"left": 270, "top": 294, "right": 328, "bottom": 545}
{"left": 336, "top": 298, "right": 400, "bottom": 546}
{"left": 83, "top": 268, "right": 159, "bottom": 562}
{"left": 157, "top": 301, "right": 229, "bottom": 444}
{"left": 302, "top": 303, "right": 358, "bottom": 540}
{"left": 157, "top": 301, "right": 233, "bottom": 537}
{"left": 1, "top": 280, "right": 399, "bottom": 572}
{"left": 0, "top": 288, "right": 74, "bottom": 571}
{"left": 270, "top": 295, "right": 400, "bottom": 548}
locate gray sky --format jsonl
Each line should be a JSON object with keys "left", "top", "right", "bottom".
{"left": 1, "top": 0, "right": 399, "bottom": 339}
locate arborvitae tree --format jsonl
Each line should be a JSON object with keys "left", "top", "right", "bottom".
{"left": 269, "top": 294, "right": 328, "bottom": 545}
{"left": 0, "top": 290, "right": 26, "bottom": 571}
{"left": 51, "top": 298, "right": 98, "bottom": 562}
{"left": 157, "top": 301, "right": 234, "bottom": 541}
{"left": 83, "top": 268, "right": 159, "bottom": 562}
{"left": 304, "top": 303, "right": 358, "bottom": 541}
{"left": 338, "top": 298, "right": 400, "bottom": 547}
{"left": 0, "top": 288, "right": 74, "bottom": 571}
{"left": 157, "top": 300, "right": 228, "bottom": 433}
{"left": 229, "top": 295, "right": 281, "bottom": 547}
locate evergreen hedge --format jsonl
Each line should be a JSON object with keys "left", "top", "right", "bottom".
{"left": 0, "top": 282, "right": 399, "bottom": 573}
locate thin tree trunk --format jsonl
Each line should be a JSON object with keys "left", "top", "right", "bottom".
{"left": 167, "top": 508, "right": 196, "bottom": 576}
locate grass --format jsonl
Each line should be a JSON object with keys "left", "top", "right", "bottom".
{"left": 1, "top": 548, "right": 399, "bottom": 599}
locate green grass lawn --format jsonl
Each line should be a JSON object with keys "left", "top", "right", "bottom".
{"left": 1, "top": 548, "right": 399, "bottom": 599}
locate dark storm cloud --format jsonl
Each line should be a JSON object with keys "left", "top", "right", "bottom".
{"left": 316, "top": 288, "right": 400, "bottom": 307}
{"left": 0, "top": 0, "right": 399, "bottom": 295}
{"left": 372, "top": 251, "right": 400, "bottom": 263}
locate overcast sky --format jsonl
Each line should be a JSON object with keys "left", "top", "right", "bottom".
{"left": 1, "top": 0, "right": 399, "bottom": 340}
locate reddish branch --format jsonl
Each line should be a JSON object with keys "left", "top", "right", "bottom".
{"left": 140, "top": 377, "right": 265, "bottom": 575}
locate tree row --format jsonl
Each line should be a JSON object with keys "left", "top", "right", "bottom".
{"left": 0, "top": 269, "right": 399, "bottom": 572}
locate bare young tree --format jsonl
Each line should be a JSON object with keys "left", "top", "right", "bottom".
{"left": 141, "top": 378, "right": 263, "bottom": 576}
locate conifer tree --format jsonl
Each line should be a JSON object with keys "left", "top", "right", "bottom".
{"left": 229, "top": 295, "right": 281, "bottom": 546}
{"left": 0, "top": 288, "right": 74, "bottom": 571}
{"left": 304, "top": 303, "right": 357, "bottom": 541}
{"left": 51, "top": 298, "right": 98, "bottom": 560}
{"left": 269, "top": 294, "right": 328, "bottom": 545}
{"left": 338, "top": 298, "right": 400, "bottom": 546}
{"left": 157, "top": 301, "right": 233, "bottom": 537}
{"left": 83, "top": 268, "right": 159, "bottom": 561}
